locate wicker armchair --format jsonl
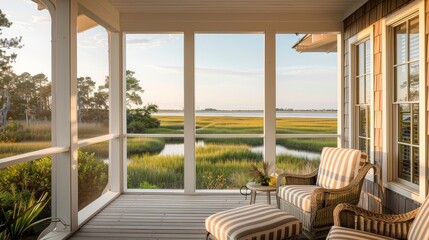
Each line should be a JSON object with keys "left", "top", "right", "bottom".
{"left": 328, "top": 203, "right": 419, "bottom": 239}
{"left": 276, "top": 147, "right": 376, "bottom": 239}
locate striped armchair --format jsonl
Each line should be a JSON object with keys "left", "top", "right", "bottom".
{"left": 327, "top": 194, "right": 429, "bottom": 240}
{"left": 276, "top": 147, "right": 376, "bottom": 239}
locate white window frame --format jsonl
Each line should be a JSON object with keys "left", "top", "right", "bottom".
{"left": 347, "top": 26, "right": 375, "bottom": 181}
{"left": 382, "top": 0, "right": 427, "bottom": 203}
{"left": 121, "top": 32, "right": 187, "bottom": 194}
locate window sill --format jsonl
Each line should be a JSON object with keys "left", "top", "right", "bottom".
{"left": 384, "top": 181, "right": 420, "bottom": 201}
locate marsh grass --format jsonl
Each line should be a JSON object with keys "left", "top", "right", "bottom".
{"left": 127, "top": 142, "right": 319, "bottom": 190}
{"left": 276, "top": 138, "right": 337, "bottom": 152}
{"left": 77, "top": 122, "right": 109, "bottom": 139}
{"left": 127, "top": 138, "right": 166, "bottom": 155}
{"left": 79, "top": 141, "right": 110, "bottom": 160}
{"left": 1, "top": 116, "right": 336, "bottom": 156}
{"left": 2, "top": 116, "right": 335, "bottom": 191}
{"left": 128, "top": 154, "right": 184, "bottom": 189}
{"left": 276, "top": 118, "right": 337, "bottom": 134}
{"left": 151, "top": 116, "right": 336, "bottom": 135}
{"left": 0, "top": 142, "right": 51, "bottom": 159}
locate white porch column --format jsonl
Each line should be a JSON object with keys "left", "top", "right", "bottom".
{"left": 264, "top": 31, "right": 276, "bottom": 174}
{"left": 108, "top": 31, "right": 123, "bottom": 193}
{"left": 51, "top": 0, "right": 78, "bottom": 232}
{"left": 337, "top": 33, "right": 344, "bottom": 148}
{"left": 184, "top": 31, "right": 196, "bottom": 193}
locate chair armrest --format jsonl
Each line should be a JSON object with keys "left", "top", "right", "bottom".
{"left": 306, "top": 163, "right": 378, "bottom": 229}
{"left": 311, "top": 163, "right": 378, "bottom": 208}
{"left": 279, "top": 169, "right": 318, "bottom": 185}
{"left": 333, "top": 203, "right": 419, "bottom": 239}
{"left": 276, "top": 169, "right": 318, "bottom": 189}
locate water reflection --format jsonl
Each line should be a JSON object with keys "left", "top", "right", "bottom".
{"left": 159, "top": 141, "right": 204, "bottom": 156}
{"left": 159, "top": 141, "right": 320, "bottom": 160}
{"left": 251, "top": 145, "right": 320, "bottom": 160}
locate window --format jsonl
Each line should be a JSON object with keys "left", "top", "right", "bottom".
{"left": 77, "top": 24, "right": 109, "bottom": 140}
{"left": 392, "top": 16, "right": 420, "bottom": 185}
{"left": 275, "top": 34, "right": 338, "bottom": 175}
{"left": 195, "top": 34, "right": 264, "bottom": 190}
{"left": 125, "top": 34, "right": 184, "bottom": 190}
{"left": 355, "top": 39, "right": 371, "bottom": 159}
{"left": 76, "top": 15, "right": 115, "bottom": 213}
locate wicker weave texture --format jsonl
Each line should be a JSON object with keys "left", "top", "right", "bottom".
{"left": 276, "top": 162, "right": 377, "bottom": 240}
{"left": 333, "top": 203, "right": 419, "bottom": 239}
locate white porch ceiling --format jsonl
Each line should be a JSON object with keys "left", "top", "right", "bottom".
{"left": 106, "top": 0, "right": 367, "bottom": 17}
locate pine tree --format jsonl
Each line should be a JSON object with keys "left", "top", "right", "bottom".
{"left": 0, "top": 9, "right": 22, "bottom": 74}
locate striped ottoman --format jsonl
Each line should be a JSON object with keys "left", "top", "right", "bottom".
{"left": 205, "top": 203, "right": 302, "bottom": 240}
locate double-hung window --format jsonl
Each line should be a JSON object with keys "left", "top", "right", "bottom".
{"left": 355, "top": 39, "right": 371, "bottom": 159}
{"left": 392, "top": 16, "right": 420, "bottom": 186}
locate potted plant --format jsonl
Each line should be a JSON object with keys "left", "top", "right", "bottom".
{"left": 250, "top": 162, "right": 271, "bottom": 186}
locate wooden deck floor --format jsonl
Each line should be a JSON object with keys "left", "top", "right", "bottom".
{"left": 69, "top": 193, "right": 295, "bottom": 240}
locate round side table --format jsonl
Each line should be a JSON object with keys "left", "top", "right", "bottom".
{"left": 246, "top": 182, "right": 276, "bottom": 205}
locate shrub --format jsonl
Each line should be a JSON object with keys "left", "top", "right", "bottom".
{"left": 0, "top": 121, "right": 32, "bottom": 143}
{"left": 126, "top": 107, "right": 160, "bottom": 133}
{"left": 127, "top": 121, "right": 146, "bottom": 133}
{"left": 78, "top": 151, "right": 108, "bottom": 210}
{"left": 0, "top": 150, "right": 109, "bottom": 232}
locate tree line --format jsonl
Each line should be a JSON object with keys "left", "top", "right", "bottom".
{"left": 0, "top": 9, "right": 159, "bottom": 134}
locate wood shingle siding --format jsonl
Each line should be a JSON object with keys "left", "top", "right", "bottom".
{"left": 344, "top": 0, "right": 416, "bottom": 39}
{"left": 343, "top": 0, "right": 422, "bottom": 214}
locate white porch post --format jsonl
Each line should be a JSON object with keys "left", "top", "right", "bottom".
{"left": 184, "top": 31, "right": 196, "bottom": 193}
{"left": 337, "top": 33, "right": 344, "bottom": 148}
{"left": 108, "top": 31, "right": 123, "bottom": 193}
{"left": 264, "top": 31, "right": 276, "bottom": 174}
{"left": 51, "top": 0, "right": 78, "bottom": 232}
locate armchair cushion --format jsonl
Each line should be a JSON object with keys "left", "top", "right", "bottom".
{"left": 316, "top": 147, "right": 361, "bottom": 189}
{"left": 327, "top": 226, "right": 395, "bottom": 240}
{"left": 278, "top": 185, "right": 321, "bottom": 213}
{"left": 408, "top": 195, "right": 429, "bottom": 240}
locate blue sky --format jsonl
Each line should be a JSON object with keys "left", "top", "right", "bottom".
{"left": 1, "top": 0, "right": 338, "bottom": 111}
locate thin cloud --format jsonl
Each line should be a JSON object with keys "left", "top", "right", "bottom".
{"left": 148, "top": 65, "right": 183, "bottom": 74}
{"left": 7, "top": 20, "right": 35, "bottom": 32}
{"left": 277, "top": 66, "right": 336, "bottom": 81}
{"left": 149, "top": 65, "right": 263, "bottom": 78}
{"left": 127, "top": 35, "right": 181, "bottom": 49}
{"left": 32, "top": 15, "right": 50, "bottom": 24}
{"left": 78, "top": 33, "right": 108, "bottom": 49}
{"left": 196, "top": 67, "right": 263, "bottom": 78}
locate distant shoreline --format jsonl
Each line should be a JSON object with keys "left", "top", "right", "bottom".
{"left": 153, "top": 110, "right": 337, "bottom": 118}
{"left": 157, "top": 109, "right": 337, "bottom": 113}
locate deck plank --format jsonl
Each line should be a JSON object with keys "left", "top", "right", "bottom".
{"left": 70, "top": 193, "right": 307, "bottom": 239}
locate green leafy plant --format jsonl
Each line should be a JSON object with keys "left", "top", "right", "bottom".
{"left": 0, "top": 188, "right": 50, "bottom": 240}
{"left": 78, "top": 151, "right": 108, "bottom": 210}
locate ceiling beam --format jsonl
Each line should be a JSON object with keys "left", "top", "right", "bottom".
{"left": 78, "top": 0, "right": 120, "bottom": 32}
{"left": 121, "top": 12, "right": 343, "bottom": 32}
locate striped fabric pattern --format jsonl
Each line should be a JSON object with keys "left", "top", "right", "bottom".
{"left": 316, "top": 147, "right": 362, "bottom": 189}
{"left": 278, "top": 185, "right": 321, "bottom": 213}
{"left": 408, "top": 195, "right": 429, "bottom": 240}
{"left": 205, "top": 203, "right": 301, "bottom": 240}
{"left": 327, "top": 226, "right": 395, "bottom": 240}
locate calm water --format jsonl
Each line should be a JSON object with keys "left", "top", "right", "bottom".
{"left": 151, "top": 110, "right": 330, "bottom": 159}
{"left": 159, "top": 141, "right": 320, "bottom": 160}
{"left": 154, "top": 111, "right": 337, "bottom": 118}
